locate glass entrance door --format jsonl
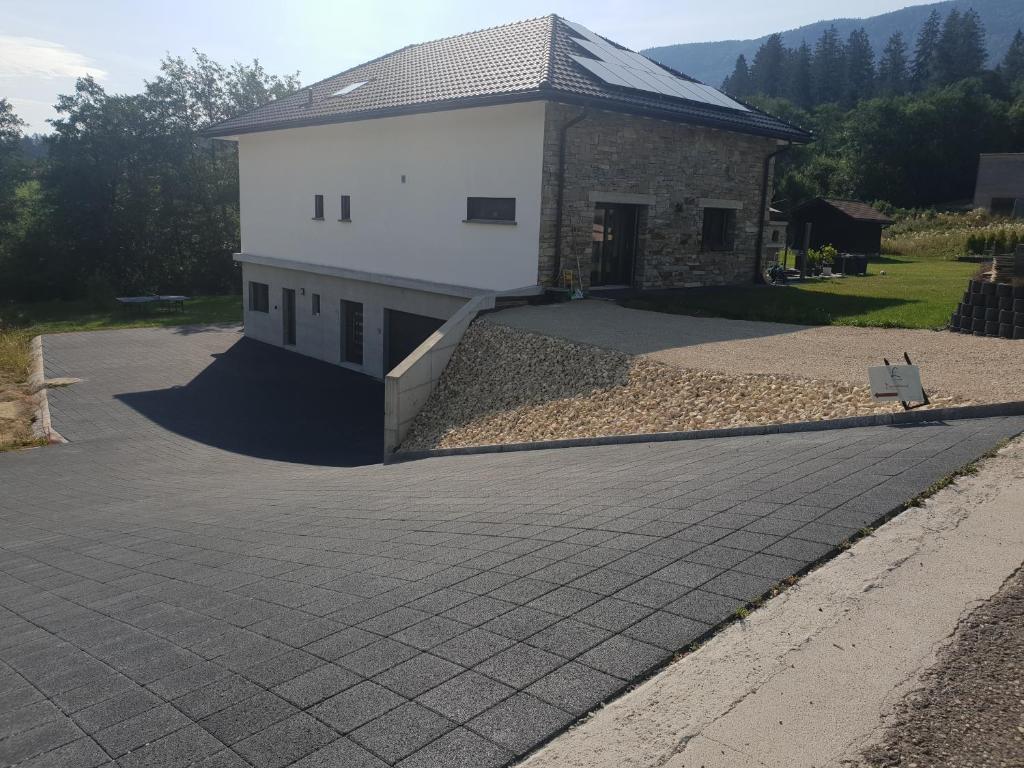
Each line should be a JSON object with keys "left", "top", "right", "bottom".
{"left": 591, "top": 204, "right": 639, "bottom": 286}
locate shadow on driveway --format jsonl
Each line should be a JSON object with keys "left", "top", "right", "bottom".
{"left": 117, "top": 337, "right": 383, "bottom": 466}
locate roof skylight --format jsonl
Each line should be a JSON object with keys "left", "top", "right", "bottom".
{"left": 331, "top": 81, "right": 368, "bottom": 97}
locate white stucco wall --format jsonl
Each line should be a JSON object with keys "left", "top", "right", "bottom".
{"left": 237, "top": 102, "right": 546, "bottom": 292}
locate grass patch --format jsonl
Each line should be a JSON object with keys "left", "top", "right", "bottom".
{"left": 623, "top": 254, "right": 975, "bottom": 329}
{"left": 0, "top": 295, "right": 241, "bottom": 451}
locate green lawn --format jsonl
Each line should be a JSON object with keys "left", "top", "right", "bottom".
{"left": 623, "top": 255, "right": 977, "bottom": 329}
{"left": 0, "top": 294, "right": 241, "bottom": 335}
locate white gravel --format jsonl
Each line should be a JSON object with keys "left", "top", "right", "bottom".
{"left": 400, "top": 322, "right": 961, "bottom": 451}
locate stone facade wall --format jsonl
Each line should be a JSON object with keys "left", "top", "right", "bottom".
{"left": 538, "top": 101, "right": 779, "bottom": 289}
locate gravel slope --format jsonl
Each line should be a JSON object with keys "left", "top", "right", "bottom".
{"left": 400, "top": 322, "right": 961, "bottom": 451}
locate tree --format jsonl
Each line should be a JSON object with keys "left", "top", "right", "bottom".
{"left": 749, "top": 34, "right": 788, "bottom": 98}
{"left": 789, "top": 41, "right": 814, "bottom": 108}
{"left": 722, "top": 54, "right": 751, "bottom": 98}
{"left": 0, "top": 99, "right": 26, "bottom": 226}
{"left": 878, "top": 32, "right": 909, "bottom": 95}
{"left": 935, "top": 8, "right": 986, "bottom": 85}
{"left": 1002, "top": 29, "right": 1024, "bottom": 87}
{"left": 912, "top": 9, "right": 941, "bottom": 89}
{"left": 812, "top": 26, "right": 846, "bottom": 105}
{"left": 844, "top": 28, "right": 875, "bottom": 105}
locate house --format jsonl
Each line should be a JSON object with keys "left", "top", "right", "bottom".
{"left": 205, "top": 15, "right": 810, "bottom": 378}
{"left": 974, "top": 153, "right": 1024, "bottom": 217}
{"left": 788, "top": 198, "right": 893, "bottom": 256}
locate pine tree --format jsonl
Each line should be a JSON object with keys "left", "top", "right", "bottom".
{"left": 750, "top": 34, "right": 788, "bottom": 97}
{"left": 789, "top": 41, "right": 814, "bottom": 108}
{"left": 878, "top": 32, "right": 909, "bottom": 95}
{"left": 722, "top": 54, "right": 752, "bottom": 98}
{"left": 935, "top": 8, "right": 986, "bottom": 85}
{"left": 1002, "top": 29, "right": 1024, "bottom": 86}
{"left": 912, "top": 9, "right": 941, "bottom": 89}
{"left": 812, "top": 26, "right": 846, "bottom": 105}
{"left": 844, "top": 28, "right": 875, "bottom": 105}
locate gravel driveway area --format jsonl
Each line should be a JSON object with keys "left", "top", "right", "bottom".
{"left": 1, "top": 327, "right": 1022, "bottom": 768}
{"left": 490, "top": 301, "right": 1024, "bottom": 404}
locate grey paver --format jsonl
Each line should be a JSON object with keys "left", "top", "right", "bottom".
{"left": 2, "top": 327, "right": 1022, "bottom": 768}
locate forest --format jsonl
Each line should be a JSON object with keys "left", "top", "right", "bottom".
{"left": 719, "top": 9, "right": 1024, "bottom": 212}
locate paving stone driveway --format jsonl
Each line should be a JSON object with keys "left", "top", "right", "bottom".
{"left": 2, "top": 327, "right": 1022, "bottom": 768}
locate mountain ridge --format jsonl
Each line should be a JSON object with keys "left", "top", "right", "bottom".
{"left": 643, "top": 0, "right": 1022, "bottom": 87}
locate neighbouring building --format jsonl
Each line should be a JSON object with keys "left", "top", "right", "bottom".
{"left": 206, "top": 15, "right": 810, "bottom": 377}
{"left": 788, "top": 198, "right": 893, "bottom": 256}
{"left": 974, "top": 153, "right": 1024, "bottom": 217}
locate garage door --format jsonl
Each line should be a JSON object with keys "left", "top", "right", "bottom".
{"left": 385, "top": 309, "right": 445, "bottom": 373}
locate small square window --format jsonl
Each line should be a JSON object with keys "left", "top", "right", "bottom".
{"left": 313, "top": 194, "right": 324, "bottom": 220}
{"left": 466, "top": 197, "right": 515, "bottom": 223}
{"left": 248, "top": 281, "right": 269, "bottom": 313}
{"left": 702, "top": 208, "right": 736, "bottom": 252}
{"left": 311, "top": 293, "right": 321, "bottom": 316}
{"left": 339, "top": 195, "right": 351, "bottom": 221}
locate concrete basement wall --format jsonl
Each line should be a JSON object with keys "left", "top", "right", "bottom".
{"left": 384, "top": 294, "right": 495, "bottom": 454}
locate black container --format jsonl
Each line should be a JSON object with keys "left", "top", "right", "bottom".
{"left": 1015, "top": 299, "right": 1024, "bottom": 313}
{"left": 982, "top": 282, "right": 997, "bottom": 297}
{"left": 962, "top": 291, "right": 973, "bottom": 305}
{"left": 950, "top": 314, "right": 961, "bottom": 329}
{"left": 961, "top": 317, "right": 974, "bottom": 332}
{"left": 1015, "top": 285, "right": 1024, "bottom": 299}
{"left": 1000, "top": 323, "right": 1014, "bottom": 338}
{"left": 986, "top": 308, "right": 1000, "bottom": 321}
{"left": 1001, "top": 310, "right": 1015, "bottom": 324}
{"left": 1016, "top": 312, "right": 1024, "bottom": 326}
{"left": 1015, "top": 326, "right": 1024, "bottom": 340}
{"left": 997, "top": 283, "right": 1012, "bottom": 298}
{"left": 986, "top": 321, "right": 1000, "bottom": 335}
{"left": 973, "top": 305, "right": 987, "bottom": 319}
{"left": 975, "top": 329, "right": 988, "bottom": 336}
{"left": 1000, "top": 297, "right": 1014, "bottom": 310}
{"left": 970, "top": 279, "right": 984, "bottom": 294}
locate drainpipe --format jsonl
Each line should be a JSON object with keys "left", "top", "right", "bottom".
{"left": 753, "top": 142, "right": 791, "bottom": 284}
{"left": 552, "top": 107, "right": 588, "bottom": 286}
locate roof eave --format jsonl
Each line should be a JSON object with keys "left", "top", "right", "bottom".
{"left": 202, "top": 88, "right": 812, "bottom": 143}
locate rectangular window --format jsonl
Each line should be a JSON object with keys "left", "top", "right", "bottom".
{"left": 702, "top": 208, "right": 736, "bottom": 251}
{"left": 248, "top": 281, "right": 269, "bottom": 313}
{"left": 313, "top": 194, "right": 324, "bottom": 220}
{"left": 311, "top": 293, "right": 320, "bottom": 316}
{"left": 466, "top": 197, "right": 516, "bottom": 223}
{"left": 339, "top": 195, "right": 351, "bottom": 221}
{"left": 342, "top": 300, "right": 363, "bottom": 365}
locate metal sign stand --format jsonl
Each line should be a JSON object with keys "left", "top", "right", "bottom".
{"left": 882, "top": 352, "right": 930, "bottom": 411}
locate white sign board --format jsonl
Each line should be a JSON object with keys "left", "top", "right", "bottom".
{"left": 868, "top": 364, "right": 924, "bottom": 403}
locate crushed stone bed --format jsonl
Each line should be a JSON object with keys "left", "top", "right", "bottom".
{"left": 400, "top": 322, "right": 964, "bottom": 451}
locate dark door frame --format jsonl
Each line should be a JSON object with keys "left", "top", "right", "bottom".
{"left": 282, "top": 288, "right": 296, "bottom": 346}
{"left": 590, "top": 203, "right": 641, "bottom": 287}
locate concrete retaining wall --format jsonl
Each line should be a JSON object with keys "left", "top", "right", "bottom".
{"left": 384, "top": 294, "right": 495, "bottom": 454}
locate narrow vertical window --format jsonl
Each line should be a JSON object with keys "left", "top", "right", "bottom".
{"left": 339, "top": 195, "right": 351, "bottom": 221}
{"left": 342, "top": 300, "right": 364, "bottom": 365}
{"left": 311, "top": 293, "right": 320, "bottom": 316}
{"left": 313, "top": 194, "right": 324, "bottom": 220}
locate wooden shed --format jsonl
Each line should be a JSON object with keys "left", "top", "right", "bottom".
{"left": 789, "top": 198, "right": 894, "bottom": 256}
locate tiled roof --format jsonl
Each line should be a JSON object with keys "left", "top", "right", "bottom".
{"left": 815, "top": 198, "right": 895, "bottom": 224}
{"left": 205, "top": 16, "right": 810, "bottom": 142}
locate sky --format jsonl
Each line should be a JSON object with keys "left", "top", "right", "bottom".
{"left": 2, "top": 0, "right": 939, "bottom": 132}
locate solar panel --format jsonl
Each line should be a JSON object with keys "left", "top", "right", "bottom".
{"left": 564, "top": 21, "right": 749, "bottom": 112}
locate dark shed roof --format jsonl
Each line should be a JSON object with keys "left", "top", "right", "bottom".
{"left": 793, "top": 198, "right": 894, "bottom": 225}
{"left": 204, "top": 15, "right": 810, "bottom": 142}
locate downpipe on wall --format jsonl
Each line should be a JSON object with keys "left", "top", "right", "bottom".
{"left": 552, "top": 107, "right": 589, "bottom": 285}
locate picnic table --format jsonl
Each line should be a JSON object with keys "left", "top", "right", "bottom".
{"left": 115, "top": 295, "right": 189, "bottom": 313}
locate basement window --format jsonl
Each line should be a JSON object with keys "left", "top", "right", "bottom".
{"left": 465, "top": 197, "right": 516, "bottom": 224}
{"left": 248, "top": 281, "right": 269, "bottom": 313}
{"left": 313, "top": 194, "right": 324, "bottom": 220}
{"left": 702, "top": 207, "right": 736, "bottom": 252}
{"left": 339, "top": 195, "right": 351, "bottom": 221}
{"left": 311, "top": 293, "right": 321, "bottom": 316}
